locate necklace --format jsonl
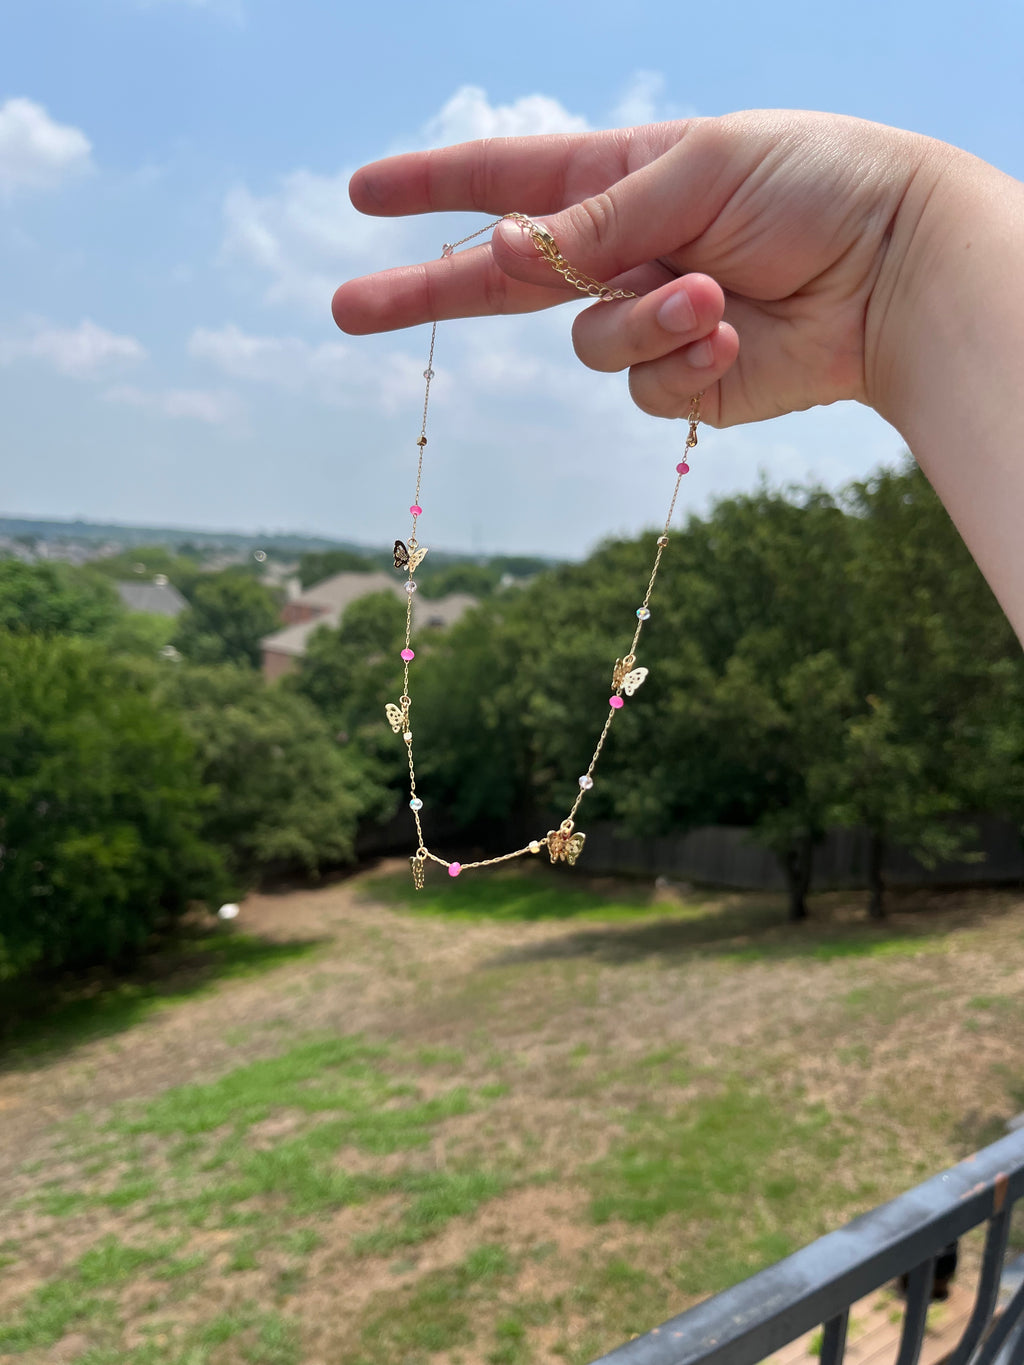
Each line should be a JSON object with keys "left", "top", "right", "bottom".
{"left": 385, "top": 213, "right": 703, "bottom": 890}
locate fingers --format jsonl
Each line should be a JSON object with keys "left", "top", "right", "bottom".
{"left": 335, "top": 120, "right": 735, "bottom": 335}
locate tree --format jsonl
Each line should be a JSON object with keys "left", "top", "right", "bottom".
{"left": 86, "top": 544, "right": 205, "bottom": 600}
{"left": 297, "top": 548, "right": 376, "bottom": 587}
{"left": 291, "top": 591, "right": 407, "bottom": 742}
{"left": 172, "top": 571, "right": 281, "bottom": 668}
{"left": 0, "top": 634, "right": 226, "bottom": 978}
{"left": 0, "top": 560, "right": 120, "bottom": 637}
{"left": 837, "top": 461, "right": 1022, "bottom": 914}
{"left": 159, "top": 665, "right": 394, "bottom": 885}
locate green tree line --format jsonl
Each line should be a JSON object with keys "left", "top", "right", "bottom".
{"left": 2, "top": 458, "right": 1022, "bottom": 984}
{"left": 307, "top": 460, "right": 1020, "bottom": 920}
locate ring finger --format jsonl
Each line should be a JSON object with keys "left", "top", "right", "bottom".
{"left": 572, "top": 273, "right": 728, "bottom": 373}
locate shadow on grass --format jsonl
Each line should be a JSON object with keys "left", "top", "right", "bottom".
{"left": 364, "top": 865, "right": 970, "bottom": 967}
{"left": 487, "top": 906, "right": 947, "bottom": 968}
{"left": 0, "top": 928, "right": 325, "bottom": 1069}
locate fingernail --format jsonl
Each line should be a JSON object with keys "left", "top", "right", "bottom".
{"left": 657, "top": 288, "right": 697, "bottom": 333}
{"left": 684, "top": 337, "right": 714, "bottom": 368}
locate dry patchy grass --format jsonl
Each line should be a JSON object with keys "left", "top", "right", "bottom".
{"left": 1, "top": 865, "right": 1024, "bottom": 1364}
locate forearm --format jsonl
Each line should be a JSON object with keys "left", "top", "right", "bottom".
{"left": 871, "top": 151, "right": 1024, "bottom": 641}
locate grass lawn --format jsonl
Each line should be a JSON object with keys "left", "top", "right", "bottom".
{"left": 1, "top": 863, "right": 1023, "bottom": 1364}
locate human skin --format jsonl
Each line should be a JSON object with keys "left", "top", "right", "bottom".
{"left": 333, "top": 111, "right": 1024, "bottom": 641}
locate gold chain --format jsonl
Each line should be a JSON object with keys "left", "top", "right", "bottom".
{"left": 388, "top": 214, "right": 703, "bottom": 887}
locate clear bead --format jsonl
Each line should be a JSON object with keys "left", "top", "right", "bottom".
{"left": 423, "top": 368, "right": 435, "bottom": 380}
{"left": 636, "top": 607, "right": 651, "bottom": 621}
{"left": 409, "top": 797, "right": 423, "bottom": 811}
{"left": 442, "top": 244, "right": 454, "bottom": 257}
{"left": 578, "top": 775, "right": 594, "bottom": 791}
{"left": 405, "top": 580, "right": 418, "bottom": 594}
{"left": 403, "top": 731, "right": 413, "bottom": 743}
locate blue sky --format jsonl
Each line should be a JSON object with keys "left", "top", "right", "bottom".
{"left": 2, "top": 0, "right": 1022, "bottom": 555}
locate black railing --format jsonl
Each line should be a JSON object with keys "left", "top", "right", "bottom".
{"left": 595, "top": 1128, "right": 1024, "bottom": 1365}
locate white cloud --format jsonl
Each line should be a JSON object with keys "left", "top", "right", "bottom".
{"left": 104, "top": 384, "right": 240, "bottom": 424}
{"left": 220, "top": 85, "right": 591, "bottom": 314}
{"left": 419, "top": 86, "right": 589, "bottom": 145}
{"left": 0, "top": 318, "right": 145, "bottom": 377}
{"left": 606, "top": 71, "right": 695, "bottom": 128}
{"left": 188, "top": 322, "right": 427, "bottom": 413}
{"left": 609, "top": 71, "right": 667, "bottom": 126}
{"left": 220, "top": 171, "right": 396, "bottom": 312}
{"left": 0, "top": 98, "right": 93, "bottom": 196}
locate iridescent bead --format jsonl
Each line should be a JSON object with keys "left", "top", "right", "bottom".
{"left": 404, "top": 580, "right": 418, "bottom": 594}
{"left": 636, "top": 607, "right": 651, "bottom": 621}
{"left": 578, "top": 774, "right": 594, "bottom": 790}
{"left": 448, "top": 862, "right": 462, "bottom": 877}
{"left": 409, "top": 797, "right": 423, "bottom": 811}
{"left": 401, "top": 648, "right": 415, "bottom": 662}
{"left": 403, "top": 731, "right": 413, "bottom": 743}
{"left": 528, "top": 841, "right": 541, "bottom": 854}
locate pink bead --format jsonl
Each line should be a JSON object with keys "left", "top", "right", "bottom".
{"left": 410, "top": 505, "right": 422, "bottom": 516}
{"left": 401, "top": 648, "right": 415, "bottom": 662}
{"left": 448, "top": 862, "right": 462, "bottom": 877}
{"left": 676, "top": 462, "right": 690, "bottom": 475}
{"left": 609, "top": 696, "right": 624, "bottom": 709}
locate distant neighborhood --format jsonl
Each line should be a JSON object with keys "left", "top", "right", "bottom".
{"left": 0, "top": 514, "right": 537, "bottom": 680}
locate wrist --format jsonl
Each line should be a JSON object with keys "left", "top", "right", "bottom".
{"left": 866, "top": 147, "right": 1024, "bottom": 638}
{"left": 867, "top": 145, "right": 1024, "bottom": 437}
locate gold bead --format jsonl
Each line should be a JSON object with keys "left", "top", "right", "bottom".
{"left": 528, "top": 841, "right": 541, "bottom": 854}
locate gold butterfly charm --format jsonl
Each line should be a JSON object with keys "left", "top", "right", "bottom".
{"left": 546, "top": 825, "right": 586, "bottom": 866}
{"left": 612, "top": 657, "right": 649, "bottom": 695}
{"left": 393, "top": 540, "right": 429, "bottom": 572}
{"left": 385, "top": 701, "right": 409, "bottom": 733}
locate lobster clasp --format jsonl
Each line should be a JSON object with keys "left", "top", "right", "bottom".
{"left": 529, "top": 225, "right": 561, "bottom": 263}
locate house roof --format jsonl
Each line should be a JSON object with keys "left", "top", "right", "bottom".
{"left": 115, "top": 580, "right": 188, "bottom": 617}
{"left": 291, "top": 570, "right": 398, "bottom": 613}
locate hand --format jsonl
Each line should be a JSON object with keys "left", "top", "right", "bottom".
{"left": 332, "top": 110, "right": 953, "bottom": 428}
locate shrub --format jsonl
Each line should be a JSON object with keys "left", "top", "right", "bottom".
{"left": 0, "top": 633, "right": 226, "bottom": 978}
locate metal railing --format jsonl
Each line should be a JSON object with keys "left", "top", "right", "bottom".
{"left": 595, "top": 1128, "right": 1024, "bottom": 1365}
